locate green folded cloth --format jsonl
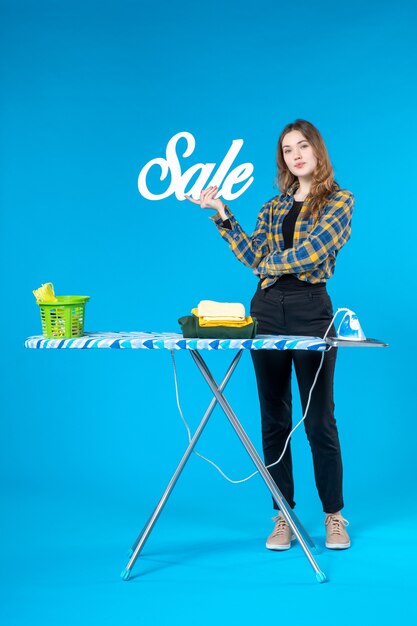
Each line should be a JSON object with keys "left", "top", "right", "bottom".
{"left": 178, "top": 314, "right": 258, "bottom": 339}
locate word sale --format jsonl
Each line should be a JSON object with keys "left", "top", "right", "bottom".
{"left": 138, "top": 131, "right": 255, "bottom": 201}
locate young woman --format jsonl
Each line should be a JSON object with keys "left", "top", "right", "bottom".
{"left": 185, "top": 119, "right": 353, "bottom": 551}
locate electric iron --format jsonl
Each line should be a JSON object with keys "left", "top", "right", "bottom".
{"left": 334, "top": 308, "right": 366, "bottom": 341}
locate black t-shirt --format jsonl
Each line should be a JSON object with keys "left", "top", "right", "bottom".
{"left": 282, "top": 200, "right": 303, "bottom": 249}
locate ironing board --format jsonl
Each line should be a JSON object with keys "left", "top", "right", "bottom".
{"left": 25, "top": 331, "right": 385, "bottom": 584}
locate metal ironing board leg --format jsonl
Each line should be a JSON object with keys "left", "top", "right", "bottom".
{"left": 121, "top": 350, "right": 243, "bottom": 580}
{"left": 190, "top": 350, "right": 327, "bottom": 584}
{"left": 121, "top": 348, "right": 325, "bottom": 584}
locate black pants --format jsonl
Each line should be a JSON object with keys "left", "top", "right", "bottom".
{"left": 250, "top": 282, "right": 344, "bottom": 514}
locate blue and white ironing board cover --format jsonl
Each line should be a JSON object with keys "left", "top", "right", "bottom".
{"left": 25, "top": 332, "right": 328, "bottom": 351}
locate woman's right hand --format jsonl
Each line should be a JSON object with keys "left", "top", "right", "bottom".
{"left": 184, "top": 186, "right": 227, "bottom": 219}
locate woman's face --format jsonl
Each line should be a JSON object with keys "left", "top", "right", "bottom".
{"left": 282, "top": 130, "right": 317, "bottom": 178}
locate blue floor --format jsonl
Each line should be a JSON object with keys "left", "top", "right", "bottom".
{"left": 2, "top": 488, "right": 416, "bottom": 626}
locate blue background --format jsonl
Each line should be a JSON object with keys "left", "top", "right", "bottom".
{"left": 1, "top": 0, "right": 417, "bottom": 623}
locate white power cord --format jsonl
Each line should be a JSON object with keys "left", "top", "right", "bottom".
{"left": 171, "top": 310, "right": 340, "bottom": 484}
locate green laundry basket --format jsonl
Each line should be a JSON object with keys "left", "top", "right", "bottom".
{"left": 37, "top": 296, "right": 90, "bottom": 339}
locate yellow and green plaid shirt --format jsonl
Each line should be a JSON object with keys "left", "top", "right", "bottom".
{"left": 210, "top": 185, "right": 354, "bottom": 288}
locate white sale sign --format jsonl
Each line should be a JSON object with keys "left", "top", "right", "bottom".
{"left": 138, "top": 131, "right": 254, "bottom": 201}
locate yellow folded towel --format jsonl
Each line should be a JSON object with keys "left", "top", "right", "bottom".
{"left": 191, "top": 308, "right": 254, "bottom": 328}
{"left": 197, "top": 300, "right": 246, "bottom": 321}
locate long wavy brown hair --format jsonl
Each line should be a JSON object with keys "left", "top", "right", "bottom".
{"left": 276, "top": 119, "right": 340, "bottom": 220}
